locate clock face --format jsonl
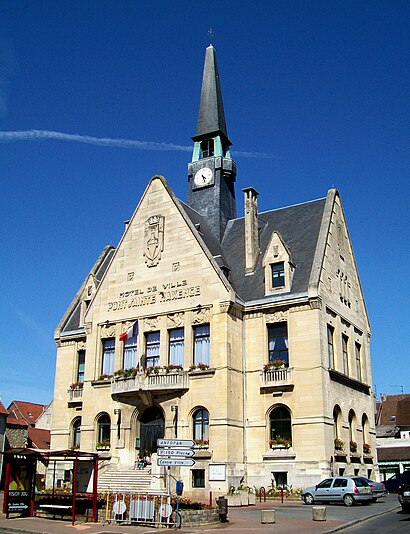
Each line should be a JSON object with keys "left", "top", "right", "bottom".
{"left": 194, "top": 167, "right": 213, "bottom": 187}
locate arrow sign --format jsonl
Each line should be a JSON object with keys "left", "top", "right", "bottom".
{"left": 158, "top": 458, "right": 196, "bottom": 467}
{"left": 157, "top": 439, "right": 195, "bottom": 448}
{"left": 158, "top": 448, "right": 195, "bottom": 457}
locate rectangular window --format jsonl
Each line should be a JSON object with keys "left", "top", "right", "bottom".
{"left": 169, "top": 328, "right": 184, "bottom": 367}
{"left": 355, "top": 342, "right": 362, "bottom": 382}
{"left": 102, "top": 339, "right": 115, "bottom": 375}
{"left": 123, "top": 336, "right": 137, "bottom": 369}
{"left": 146, "top": 331, "right": 160, "bottom": 368}
{"left": 271, "top": 262, "right": 285, "bottom": 288}
{"left": 342, "top": 335, "right": 349, "bottom": 375}
{"left": 193, "top": 324, "right": 210, "bottom": 366}
{"left": 192, "top": 469, "right": 205, "bottom": 488}
{"left": 327, "top": 326, "right": 335, "bottom": 368}
{"left": 77, "top": 350, "right": 85, "bottom": 383}
{"left": 268, "top": 323, "right": 288, "bottom": 365}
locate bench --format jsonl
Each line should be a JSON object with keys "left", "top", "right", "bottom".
{"left": 38, "top": 504, "right": 72, "bottom": 518}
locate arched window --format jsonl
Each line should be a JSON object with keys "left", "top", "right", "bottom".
{"left": 269, "top": 406, "right": 292, "bottom": 446}
{"left": 362, "top": 414, "right": 370, "bottom": 453}
{"left": 72, "top": 418, "right": 81, "bottom": 449}
{"left": 348, "top": 410, "right": 357, "bottom": 451}
{"left": 97, "top": 413, "right": 111, "bottom": 446}
{"left": 193, "top": 408, "right": 209, "bottom": 446}
{"left": 333, "top": 405, "right": 343, "bottom": 449}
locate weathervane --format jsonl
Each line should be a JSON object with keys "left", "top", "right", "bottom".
{"left": 208, "top": 27, "right": 214, "bottom": 44}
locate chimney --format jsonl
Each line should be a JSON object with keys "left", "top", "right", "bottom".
{"left": 243, "top": 187, "right": 260, "bottom": 273}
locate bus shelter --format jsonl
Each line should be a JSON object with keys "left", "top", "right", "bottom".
{"left": 2, "top": 448, "right": 99, "bottom": 525}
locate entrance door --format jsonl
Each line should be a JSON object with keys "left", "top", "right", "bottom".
{"left": 139, "top": 406, "right": 165, "bottom": 455}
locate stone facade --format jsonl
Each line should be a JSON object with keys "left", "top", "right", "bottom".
{"left": 51, "top": 46, "right": 377, "bottom": 500}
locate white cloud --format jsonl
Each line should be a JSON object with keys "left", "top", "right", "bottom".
{"left": 0, "top": 129, "right": 274, "bottom": 158}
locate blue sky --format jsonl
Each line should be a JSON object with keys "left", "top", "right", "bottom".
{"left": 1, "top": 1, "right": 409, "bottom": 408}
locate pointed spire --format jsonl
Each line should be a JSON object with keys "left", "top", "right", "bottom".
{"left": 193, "top": 45, "right": 231, "bottom": 146}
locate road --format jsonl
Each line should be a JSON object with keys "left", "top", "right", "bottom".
{"left": 342, "top": 507, "right": 410, "bottom": 533}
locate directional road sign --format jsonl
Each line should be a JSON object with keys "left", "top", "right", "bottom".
{"left": 157, "top": 439, "right": 195, "bottom": 448}
{"left": 157, "top": 448, "right": 195, "bottom": 457}
{"left": 157, "top": 458, "right": 196, "bottom": 467}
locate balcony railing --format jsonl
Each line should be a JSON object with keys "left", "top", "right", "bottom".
{"left": 68, "top": 386, "right": 83, "bottom": 403}
{"left": 260, "top": 367, "right": 294, "bottom": 392}
{"left": 112, "top": 371, "right": 189, "bottom": 398}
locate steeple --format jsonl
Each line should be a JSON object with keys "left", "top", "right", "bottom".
{"left": 187, "top": 45, "right": 237, "bottom": 243}
{"left": 193, "top": 45, "right": 231, "bottom": 150}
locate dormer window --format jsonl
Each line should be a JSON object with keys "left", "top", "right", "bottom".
{"left": 200, "top": 139, "right": 214, "bottom": 158}
{"left": 272, "top": 262, "right": 285, "bottom": 288}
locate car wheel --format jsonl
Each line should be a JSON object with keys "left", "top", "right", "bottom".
{"left": 371, "top": 497, "right": 377, "bottom": 503}
{"left": 303, "top": 493, "right": 315, "bottom": 505}
{"left": 402, "top": 504, "right": 410, "bottom": 514}
{"left": 343, "top": 494, "right": 354, "bottom": 507}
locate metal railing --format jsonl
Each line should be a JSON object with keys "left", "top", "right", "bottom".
{"left": 112, "top": 371, "right": 189, "bottom": 395}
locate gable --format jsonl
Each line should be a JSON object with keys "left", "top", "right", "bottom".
{"left": 313, "top": 190, "right": 369, "bottom": 329}
{"left": 87, "top": 175, "right": 234, "bottom": 325}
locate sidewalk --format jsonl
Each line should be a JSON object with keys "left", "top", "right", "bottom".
{"left": 0, "top": 495, "right": 400, "bottom": 534}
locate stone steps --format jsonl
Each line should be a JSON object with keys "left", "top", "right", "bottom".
{"left": 97, "top": 467, "right": 158, "bottom": 494}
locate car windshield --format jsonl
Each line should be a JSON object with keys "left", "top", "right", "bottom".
{"left": 402, "top": 472, "right": 410, "bottom": 484}
{"left": 353, "top": 477, "right": 369, "bottom": 487}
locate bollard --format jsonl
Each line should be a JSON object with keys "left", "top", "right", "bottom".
{"left": 261, "top": 509, "right": 276, "bottom": 524}
{"left": 217, "top": 496, "right": 228, "bottom": 523}
{"left": 312, "top": 506, "right": 326, "bottom": 521}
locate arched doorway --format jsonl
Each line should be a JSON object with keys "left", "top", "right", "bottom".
{"left": 139, "top": 406, "right": 164, "bottom": 455}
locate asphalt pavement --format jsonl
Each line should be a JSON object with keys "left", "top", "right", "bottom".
{"left": 0, "top": 493, "right": 400, "bottom": 534}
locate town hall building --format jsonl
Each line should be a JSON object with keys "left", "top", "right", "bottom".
{"left": 51, "top": 45, "right": 377, "bottom": 499}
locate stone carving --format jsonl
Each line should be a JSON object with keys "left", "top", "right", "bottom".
{"left": 167, "top": 313, "right": 184, "bottom": 327}
{"left": 144, "top": 317, "right": 159, "bottom": 330}
{"left": 101, "top": 324, "right": 116, "bottom": 338}
{"left": 192, "top": 307, "right": 211, "bottom": 324}
{"left": 265, "top": 310, "right": 287, "bottom": 323}
{"left": 144, "top": 215, "right": 165, "bottom": 267}
{"left": 77, "top": 341, "right": 86, "bottom": 350}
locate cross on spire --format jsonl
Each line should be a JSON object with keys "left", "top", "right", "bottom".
{"left": 208, "top": 27, "right": 214, "bottom": 44}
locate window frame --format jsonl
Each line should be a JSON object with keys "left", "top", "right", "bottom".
{"left": 342, "top": 334, "right": 349, "bottom": 375}
{"left": 327, "top": 325, "right": 335, "bottom": 369}
{"left": 267, "top": 322, "right": 289, "bottom": 366}
{"left": 193, "top": 408, "right": 209, "bottom": 444}
{"left": 269, "top": 406, "right": 292, "bottom": 443}
{"left": 193, "top": 324, "right": 210, "bottom": 366}
{"left": 77, "top": 350, "right": 85, "bottom": 383}
{"left": 192, "top": 469, "right": 205, "bottom": 488}
{"left": 97, "top": 413, "right": 111, "bottom": 446}
{"left": 101, "top": 338, "right": 115, "bottom": 376}
{"left": 355, "top": 342, "right": 362, "bottom": 382}
{"left": 123, "top": 335, "right": 137, "bottom": 370}
{"left": 168, "top": 328, "right": 184, "bottom": 367}
{"left": 271, "top": 262, "right": 285, "bottom": 288}
{"left": 145, "top": 331, "right": 160, "bottom": 368}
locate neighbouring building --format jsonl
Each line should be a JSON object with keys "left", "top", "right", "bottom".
{"left": 6, "top": 400, "right": 51, "bottom": 450}
{"left": 375, "top": 394, "right": 410, "bottom": 480}
{"left": 51, "top": 45, "right": 377, "bottom": 498}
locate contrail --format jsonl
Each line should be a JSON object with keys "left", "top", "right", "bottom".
{"left": 0, "top": 129, "right": 274, "bottom": 158}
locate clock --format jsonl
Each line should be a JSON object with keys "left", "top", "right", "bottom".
{"left": 194, "top": 167, "right": 213, "bottom": 187}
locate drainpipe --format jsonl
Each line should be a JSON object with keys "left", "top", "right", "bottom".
{"left": 242, "top": 313, "right": 248, "bottom": 482}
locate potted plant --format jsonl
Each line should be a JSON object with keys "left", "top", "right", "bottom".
{"left": 363, "top": 443, "right": 371, "bottom": 454}
{"left": 334, "top": 438, "right": 344, "bottom": 450}
{"left": 98, "top": 373, "right": 113, "bottom": 381}
{"left": 70, "top": 381, "right": 83, "bottom": 389}
{"left": 264, "top": 359, "right": 286, "bottom": 371}
{"left": 96, "top": 441, "right": 110, "bottom": 450}
{"left": 145, "top": 366, "right": 161, "bottom": 375}
{"left": 269, "top": 436, "right": 292, "bottom": 448}
{"left": 194, "top": 438, "right": 209, "bottom": 448}
{"left": 165, "top": 364, "right": 183, "bottom": 373}
{"left": 350, "top": 440, "right": 358, "bottom": 453}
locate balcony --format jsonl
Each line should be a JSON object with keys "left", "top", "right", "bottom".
{"left": 260, "top": 367, "right": 294, "bottom": 393}
{"left": 111, "top": 371, "right": 189, "bottom": 404}
{"left": 68, "top": 386, "right": 83, "bottom": 404}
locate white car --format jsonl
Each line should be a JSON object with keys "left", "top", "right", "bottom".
{"left": 302, "top": 476, "right": 373, "bottom": 506}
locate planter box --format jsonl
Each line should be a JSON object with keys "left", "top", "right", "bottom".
{"left": 227, "top": 491, "right": 256, "bottom": 507}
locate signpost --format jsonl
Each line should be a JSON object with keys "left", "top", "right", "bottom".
{"left": 157, "top": 439, "right": 195, "bottom": 448}
{"left": 158, "top": 448, "right": 195, "bottom": 457}
{"left": 158, "top": 458, "right": 195, "bottom": 467}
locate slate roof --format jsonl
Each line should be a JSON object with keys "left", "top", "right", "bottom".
{"left": 58, "top": 245, "right": 115, "bottom": 335}
{"left": 220, "top": 197, "right": 326, "bottom": 302}
{"left": 193, "top": 45, "right": 230, "bottom": 145}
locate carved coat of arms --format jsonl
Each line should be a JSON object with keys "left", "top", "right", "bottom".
{"left": 144, "top": 215, "right": 165, "bottom": 267}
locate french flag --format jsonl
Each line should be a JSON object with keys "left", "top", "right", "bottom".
{"left": 120, "top": 320, "right": 139, "bottom": 341}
